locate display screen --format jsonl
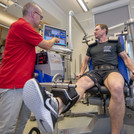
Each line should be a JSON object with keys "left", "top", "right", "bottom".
{"left": 43, "top": 25, "right": 66, "bottom": 46}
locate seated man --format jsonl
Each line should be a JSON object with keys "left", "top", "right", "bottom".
{"left": 23, "top": 24, "right": 134, "bottom": 134}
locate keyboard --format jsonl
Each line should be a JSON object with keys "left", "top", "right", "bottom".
{"left": 50, "top": 45, "right": 72, "bottom": 53}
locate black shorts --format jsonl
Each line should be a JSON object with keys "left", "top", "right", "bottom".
{"left": 82, "top": 68, "right": 119, "bottom": 85}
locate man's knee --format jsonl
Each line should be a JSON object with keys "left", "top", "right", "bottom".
{"left": 76, "top": 76, "right": 94, "bottom": 89}
{"left": 110, "top": 84, "right": 124, "bottom": 102}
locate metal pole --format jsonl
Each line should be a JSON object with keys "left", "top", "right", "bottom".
{"left": 40, "top": 82, "right": 76, "bottom": 88}
{"left": 69, "top": 11, "right": 73, "bottom": 50}
{"left": 126, "top": 18, "right": 134, "bottom": 58}
{"left": 6, "top": 0, "right": 8, "bottom": 7}
{"left": 69, "top": 10, "right": 88, "bottom": 49}
{"left": 108, "top": 23, "right": 124, "bottom": 30}
{"left": 79, "top": 54, "right": 82, "bottom": 72}
{"left": 69, "top": 10, "right": 87, "bottom": 36}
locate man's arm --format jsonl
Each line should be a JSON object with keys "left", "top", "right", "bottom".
{"left": 38, "top": 37, "right": 60, "bottom": 50}
{"left": 77, "top": 55, "right": 90, "bottom": 79}
{"left": 119, "top": 51, "right": 134, "bottom": 72}
{"left": 119, "top": 51, "right": 134, "bottom": 80}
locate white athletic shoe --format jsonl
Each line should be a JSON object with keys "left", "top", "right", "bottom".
{"left": 23, "top": 78, "right": 59, "bottom": 134}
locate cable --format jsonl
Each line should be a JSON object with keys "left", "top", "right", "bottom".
{"left": 28, "top": 127, "right": 41, "bottom": 134}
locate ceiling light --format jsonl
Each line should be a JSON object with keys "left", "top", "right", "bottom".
{"left": 76, "top": 0, "right": 89, "bottom": 12}
{"left": 0, "top": 3, "right": 7, "bottom": 8}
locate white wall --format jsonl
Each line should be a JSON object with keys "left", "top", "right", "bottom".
{"left": 130, "top": 0, "right": 134, "bottom": 18}
{"left": 1, "top": 28, "right": 8, "bottom": 41}
{"left": 70, "top": 11, "right": 94, "bottom": 77}
{"left": 34, "top": 0, "right": 67, "bottom": 29}
{"left": 70, "top": 0, "right": 134, "bottom": 78}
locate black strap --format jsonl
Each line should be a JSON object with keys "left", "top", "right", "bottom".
{"left": 94, "top": 65, "right": 117, "bottom": 70}
{"left": 88, "top": 73, "right": 103, "bottom": 99}
{"left": 28, "top": 127, "right": 41, "bottom": 134}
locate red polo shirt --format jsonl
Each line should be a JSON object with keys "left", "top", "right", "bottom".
{"left": 0, "top": 18, "right": 43, "bottom": 89}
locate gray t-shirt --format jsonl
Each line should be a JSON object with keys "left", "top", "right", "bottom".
{"left": 86, "top": 41, "right": 124, "bottom": 67}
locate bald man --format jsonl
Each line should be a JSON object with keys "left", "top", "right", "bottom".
{"left": 0, "top": 2, "right": 59, "bottom": 134}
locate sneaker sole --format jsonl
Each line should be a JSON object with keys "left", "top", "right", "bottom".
{"left": 23, "top": 78, "right": 53, "bottom": 133}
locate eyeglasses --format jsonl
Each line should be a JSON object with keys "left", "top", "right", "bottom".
{"left": 34, "top": 11, "right": 43, "bottom": 20}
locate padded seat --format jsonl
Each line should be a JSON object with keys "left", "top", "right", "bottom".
{"left": 87, "top": 86, "right": 129, "bottom": 96}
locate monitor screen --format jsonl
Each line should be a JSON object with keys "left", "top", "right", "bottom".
{"left": 43, "top": 24, "right": 66, "bottom": 46}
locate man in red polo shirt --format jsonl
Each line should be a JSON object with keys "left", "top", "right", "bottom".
{"left": 0, "top": 2, "right": 59, "bottom": 134}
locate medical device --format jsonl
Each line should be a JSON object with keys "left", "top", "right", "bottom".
{"left": 43, "top": 24, "right": 72, "bottom": 53}
{"left": 35, "top": 51, "right": 64, "bottom": 82}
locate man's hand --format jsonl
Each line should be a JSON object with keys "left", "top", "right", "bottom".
{"left": 76, "top": 74, "right": 82, "bottom": 80}
{"left": 131, "top": 73, "right": 134, "bottom": 81}
{"left": 54, "top": 37, "right": 60, "bottom": 44}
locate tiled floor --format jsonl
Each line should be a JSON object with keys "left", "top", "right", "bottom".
{"left": 24, "top": 100, "right": 134, "bottom": 134}
{"left": 23, "top": 102, "right": 98, "bottom": 134}
{"left": 23, "top": 118, "right": 38, "bottom": 134}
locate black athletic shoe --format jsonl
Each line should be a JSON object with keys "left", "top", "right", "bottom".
{"left": 23, "top": 78, "right": 59, "bottom": 134}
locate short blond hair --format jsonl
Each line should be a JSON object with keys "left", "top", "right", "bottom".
{"left": 22, "top": 2, "right": 40, "bottom": 16}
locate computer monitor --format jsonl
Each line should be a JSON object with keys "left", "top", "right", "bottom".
{"left": 43, "top": 24, "right": 66, "bottom": 47}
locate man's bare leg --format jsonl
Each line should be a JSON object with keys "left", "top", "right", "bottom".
{"left": 76, "top": 76, "right": 94, "bottom": 101}
{"left": 104, "top": 72, "right": 125, "bottom": 134}
{"left": 57, "top": 76, "right": 94, "bottom": 114}
{"left": 109, "top": 93, "right": 125, "bottom": 134}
